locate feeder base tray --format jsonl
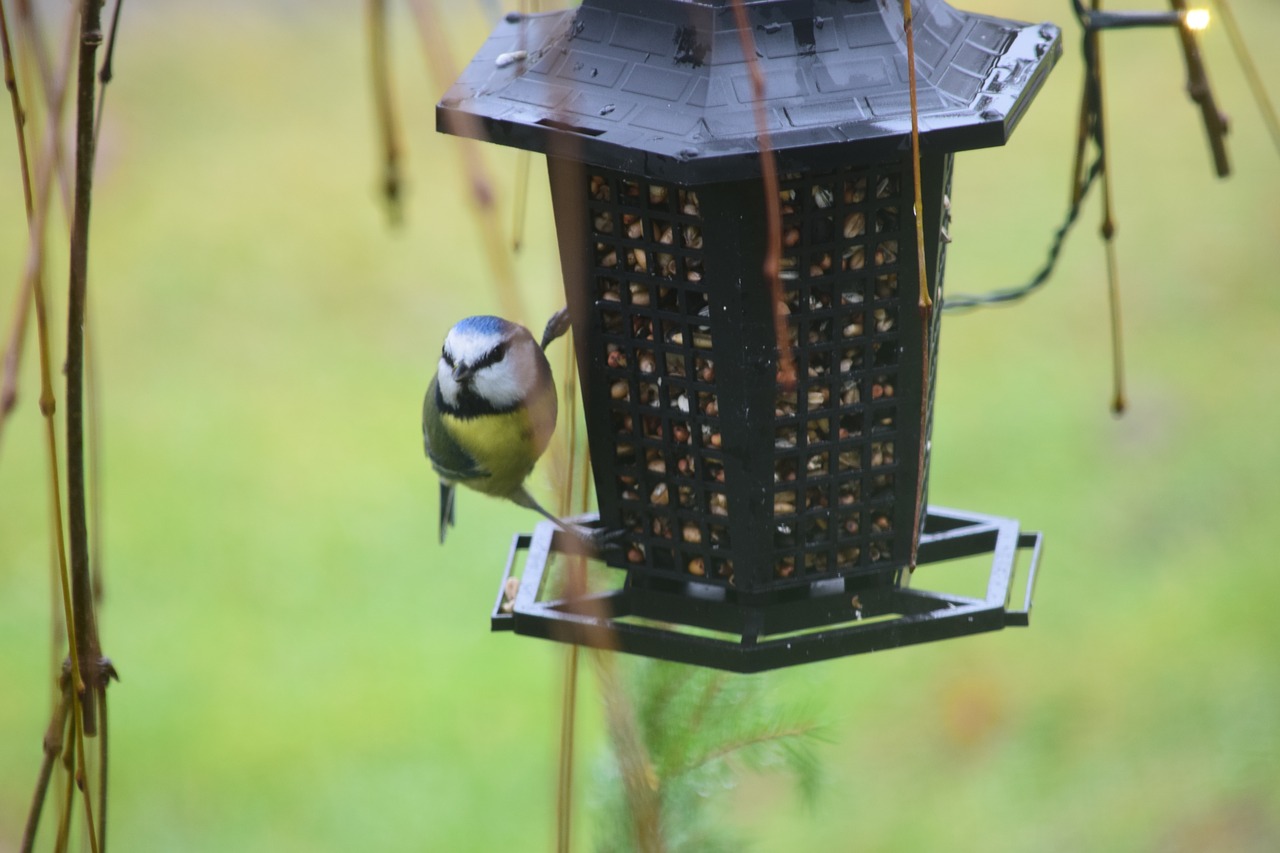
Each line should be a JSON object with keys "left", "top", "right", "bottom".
{"left": 491, "top": 507, "right": 1041, "bottom": 672}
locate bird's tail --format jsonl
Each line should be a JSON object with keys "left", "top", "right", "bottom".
{"left": 439, "top": 482, "right": 457, "bottom": 544}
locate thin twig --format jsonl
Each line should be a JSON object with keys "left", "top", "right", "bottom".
{"left": 903, "top": 0, "right": 930, "bottom": 575}
{"left": 52, "top": 700, "right": 77, "bottom": 853}
{"left": 367, "top": 0, "right": 403, "bottom": 224}
{"left": 89, "top": 1, "right": 125, "bottom": 616}
{"left": 14, "top": 1, "right": 75, "bottom": 231}
{"left": 88, "top": 302, "right": 104, "bottom": 602}
{"left": 511, "top": 150, "right": 530, "bottom": 251}
{"left": 20, "top": 676, "right": 70, "bottom": 853}
{"left": 557, "top": 645, "right": 579, "bottom": 853}
{"left": 729, "top": 0, "right": 794, "bottom": 389}
{"left": 19, "top": 15, "right": 86, "bottom": 849}
{"left": 0, "top": 0, "right": 35, "bottom": 440}
{"left": 3, "top": 7, "right": 77, "bottom": 448}
{"left": 1167, "top": 0, "right": 1229, "bottom": 177}
{"left": 1213, "top": 0, "right": 1280, "bottom": 158}
{"left": 1, "top": 2, "right": 33, "bottom": 216}
{"left": 404, "top": 0, "right": 525, "bottom": 321}
{"left": 591, "top": 650, "right": 664, "bottom": 853}
{"left": 98, "top": 676, "right": 110, "bottom": 850}
{"left": 555, "top": 333, "right": 579, "bottom": 853}
{"left": 1087, "top": 1, "right": 1127, "bottom": 414}
{"left": 91, "top": 0, "right": 123, "bottom": 147}
{"left": 71, "top": 692, "right": 101, "bottom": 853}
{"left": 66, "top": 0, "right": 108, "bottom": 735}
{"left": 680, "top": 722, "right": 824, "bottom": 775}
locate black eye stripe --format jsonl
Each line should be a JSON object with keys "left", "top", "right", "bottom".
{"left": 442, "top": 348, "right": 455, "bottom": 367}
{"left": 472, "top": 340, "right": 509, "bottom": 371}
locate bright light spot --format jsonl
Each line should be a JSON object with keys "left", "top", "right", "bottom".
{"left": 1184, "top": 8, "right": 1211, "bottom": 31}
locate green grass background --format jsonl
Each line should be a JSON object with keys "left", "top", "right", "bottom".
{"left": 1, "top": 0, "right": 1278, "bottom": 849}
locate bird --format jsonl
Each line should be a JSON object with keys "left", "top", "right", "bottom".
{"left": 423, "top": 310, "right": 596, "bottom": 546}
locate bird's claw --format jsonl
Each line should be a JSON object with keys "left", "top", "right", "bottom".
{"left": 557, "top": 523, "right": 626, "bottom": 556}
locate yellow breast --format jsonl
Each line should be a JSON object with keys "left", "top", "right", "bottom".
{"left": 442, "top": 408, "right": 543, "bottom": 497}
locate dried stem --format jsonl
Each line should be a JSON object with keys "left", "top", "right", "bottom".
{"left": 0, "top": 0, "right": 35, "bottom": 440}
{"left": 1, "top": 2, "right": 33, "bottom": 215}
{"left": 14, "top": 8, "right": 87, "bottom": 844}
{"left": 88, "top": 304, "right": 104, "bottom": 601}
{"left": 1167, "top": 0, "right": 1230, "bottom": 177}
{"left": 65, "top": 0, "right": 107, "bottom": 736}
{"left": 511, "top": 150, "right": 530, "bottom": 251}
{"left": 1212, "top": 0, "right": 1280, "bottom": 157}
{"left": 14, "top": 1, "right": 75, "bottom": 230}
{"left": 71, "top": 691, "right": 101, "bottom": 853}
{"left": 366, "top": 0, "right": 403, "bottom": 224}
{"left": 1086, "top": 0, "right": 1127, "bottom": 415}
{"left": 729, "top": 0, "right": 794, "bottom": 389}
{"left": 405, "top": 0, "right": 525, "bottom": 321}
{"left": 556, "top": 645, "right": 579, "bottom": 853}
{"left": 903, "top": 0, "right": 930, "bottom": 575}
{"left": 3, "top": 7, "right": 78, "bottom": 451}
{"left": 97, "top": 680, "right": 110, "bottom": 853}
{"left": 554, "top": 327, "right": 581, "bottom": 853}
{"left": 91, "top": 0, "right": 123, "bottom": 147}
{"left": 20, "top": 676, "right": 70, "bottom": 853}
{"left": 591, "top": 650, "right": 664, "bottom": 853}
{"left": 52, "top": 703, "right": 77, "bottom": 853}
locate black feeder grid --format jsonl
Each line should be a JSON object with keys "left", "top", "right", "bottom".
{"left": 438, "top": 0, "right": 1060, "bottom": 672}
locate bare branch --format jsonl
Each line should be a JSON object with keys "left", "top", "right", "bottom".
{"left": 91, "top": 0, "right": 123, "bottom": 146}
{"left": 65, "top": 0, "right": 108, "bottom": 738}
{"left": 729, "top": 0, "right": 794, "bottom": 390}
{"left": 366, "top": 0, "right": 403, "bottom": 224}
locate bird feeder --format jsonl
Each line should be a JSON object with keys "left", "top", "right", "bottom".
{"left": 439, "top": 0, "right": 1059, "bottom": 671}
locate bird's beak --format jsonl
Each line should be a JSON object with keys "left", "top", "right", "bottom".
{"left": 452, "top": 362, "right": 475, "bottom": 383}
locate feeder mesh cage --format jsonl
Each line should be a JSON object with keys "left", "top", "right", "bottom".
{"left": 556, "top": 152, "right": 951, "bottom": 598}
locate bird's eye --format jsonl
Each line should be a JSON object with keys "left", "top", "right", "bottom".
{"left": 442, "top": 348, "right": 455, "bottom": 368}
{"left": 474, "top": 340, "right": 508, "bottom": 372}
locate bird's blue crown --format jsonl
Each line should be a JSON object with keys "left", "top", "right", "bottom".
{"left": 454, "top": 315, "right": 514, "bottom": 338}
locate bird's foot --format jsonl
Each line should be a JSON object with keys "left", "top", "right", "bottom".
{"left": 556, "top": 522, "right": 626, "bottom": 556}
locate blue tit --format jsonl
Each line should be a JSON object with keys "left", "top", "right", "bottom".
{"left": 423, "top": 314, "right": 561, "bottom": 543}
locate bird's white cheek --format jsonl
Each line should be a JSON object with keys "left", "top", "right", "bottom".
{"left": 473, "top": 367, "right": 524, "bottom": 410}
{"left": 437, "top": 368, "right": 460, "bottom": 405}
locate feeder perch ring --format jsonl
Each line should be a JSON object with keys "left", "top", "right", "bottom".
{"left": 491, "top": 506, "right": 1041, "bottom": 672}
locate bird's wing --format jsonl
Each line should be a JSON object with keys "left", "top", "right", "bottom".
{"left": 423, "top": 376, "right": 490, "bottom": 481}
{"left": 424, "top": 377, "right": 490, "bottom": 544}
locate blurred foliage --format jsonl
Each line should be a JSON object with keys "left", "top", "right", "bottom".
{"left": 591, "top": 659, "right": 826, "bottom": 852}
{"left": 1, "top": 0, "right": 1278, "bottom": 851}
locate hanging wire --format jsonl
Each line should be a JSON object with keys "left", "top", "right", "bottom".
{"left": 943, "top": 25, "right": 1107, "bottom": 315}
{"left": 946, "top": 0, "right": 1257, "bottom": 314}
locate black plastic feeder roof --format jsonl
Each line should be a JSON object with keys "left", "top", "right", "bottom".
{"left": 438, "top": 0, "right": 1062, "bottom": 183}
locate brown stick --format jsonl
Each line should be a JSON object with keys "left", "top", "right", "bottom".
{"left": 903, "top": 0, "right": 931, "bottom": 575}
{"left": 366, "top": 0, "right": 403, "bottom": 224}
{"left": 65, "top": 0, "right": 106, "bottom": 737}
{"left": 13, "top": 1, "right": 75, "bottom": 231}
{"left": 591, "top": 649, "right": 665, "bottom": 853}
{"left": 1168, "top": 0, "right": 1230, "bottom": 177}
{"left": 0, "top": 0, "right": 34, "bottom": 438}
{"left": 20, "top": 676, "right": 70, "bottom": 853}
{"left": 1213, "top": 0, "right": 1280, "bottom": 157}
{"left": 404, "top": 0, "right": 526, "bottom": 321}
{"left": 1087, "top": 1, "right": 1127, "bottom": 415}
{"left": 729, "top": 0, "right": 794, "bottom": 390}
{"left": 91, "top": 0, "right": 124, "bottom": 147}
